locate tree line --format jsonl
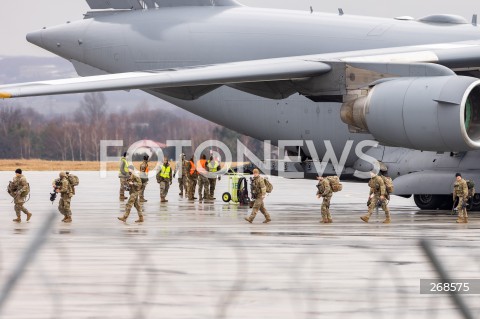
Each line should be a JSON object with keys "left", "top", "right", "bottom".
{"left": 0, "top": 93, "right": 262, "bottom": 161}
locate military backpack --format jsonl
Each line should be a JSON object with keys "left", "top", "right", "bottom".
{"left": 381, "top": 176, "right": 394, "bottom": 194}
{"left": 264, "top": 177, "right": 273, "bottom": 194}
{"left": 326, "top": 176, "right": 343, "bottom": 192}
{"left": 67, "top": 174, "right": 80, "bottom": 187}
{"left": 466, "top": 180, "right": 475, "bottom": 197}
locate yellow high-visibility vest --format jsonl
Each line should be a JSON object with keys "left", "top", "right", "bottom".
{"left": 119, "top": 157, "right": 129, "bottom": 174}
{"left": 159, "top": 165, "right": 171, "bottom": 179}
{"left": 208, "top": 160, "right": 219, "bottom": 172}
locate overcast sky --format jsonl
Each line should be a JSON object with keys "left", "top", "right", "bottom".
{"left": 0, "top": 0, "right": 478, "bottom": 56}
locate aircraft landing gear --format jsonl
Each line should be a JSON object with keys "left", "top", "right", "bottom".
{"left": 413, "top": 194, "right": 453, "bottom": 210}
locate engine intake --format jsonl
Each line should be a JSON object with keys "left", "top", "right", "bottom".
{"left": 340, "top": 76, "right": 480, "bottom": 152}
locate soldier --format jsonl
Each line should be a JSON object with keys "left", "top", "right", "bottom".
{"left": 244, "top": 168, "right": 271, "bottom": 224}
{"left": 316, "top": 175, "right": 333, "bottom": 223}
{"left": 361, "top": 171, "right": 391, "bottom": 224}
{"left": 56, "top": 171, "right": 73, "bottom": 223}
{"left": 197, "top": 154, "right": 211, "bottom": 201}
{"left": 118, "top": 166, "right": 144, "bottom": 223}
{"left": 118, "top": 152, "right": 129, "bottom": 201}
{"left": 139, "top": 155, "right": 149, "bottom": 202}
{"left": 453, "top": 173, "right": 469, "bottom": 223}
{"left": 186, "top": 155, "right": 198, "bottom": 201}
{"left": 157, "top": 156, "right": 173, "bottom": 203}
{"left": 174, "top": 153, "right": 187, "bottom": 197}
{"left": 207, "top": 156, "right": 221, "bottom": 200}
{"left": 9, "top": 168, "right": 32, "bottom": 223}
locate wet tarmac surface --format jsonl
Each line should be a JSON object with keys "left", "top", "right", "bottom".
{"left": 0, "top": 171, "right": 479, "bottom": 318}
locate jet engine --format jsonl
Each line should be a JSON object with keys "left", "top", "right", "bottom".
{"left": 340, "top": 76, "right": 480, "bottom": 152}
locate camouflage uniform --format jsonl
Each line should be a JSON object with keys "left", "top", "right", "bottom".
{"left": 119, "top": 173, "right": 143, "bottom": 223}
{"left": 139, "top": 160, "right": 149, "bottom": 202}
{"left": 118, "top": 156, "right": 129, "bottom": 200}
{"left": 10, "top": 175, "right": 31, "bottom": 222}
{"left": 157, "top": 163, "right": 172, "bottom": 202}
{"left": 453, "top": 178, "right": 469, "bottom": 223}
{"left": 197, "top": 159, "right": 211, "bottom": 201}
{"left": 174, "top": 158, "right": 188, "bottom": 197}
{"left": 245, "top": 176, "right": 271, "bottom": 223}
{"left": 186, "top": 161, "right": 198, "bottom": 200}
{"left": 317, "top": 178, "right": 333, "bottom": 223}
{"left": 58, "top": 176, "right": 74, "bottom": 223}
{"left": 208, "top": 160, "right": 220, "bottom": 199}
{"left": 361, "top": 175, "right": 391, "bottom": 223}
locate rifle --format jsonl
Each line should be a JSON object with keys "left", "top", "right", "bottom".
{"left": 451, "top": 197, "right": 458, "bottom": 215}
{"left": 50, "top": 179, "right": 62, "bottom": 204}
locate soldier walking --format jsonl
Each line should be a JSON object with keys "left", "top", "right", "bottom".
{"left": 207, "top": 156, "right": 221, "bottom": 200}
{"left": 157, "top": 157, "right": 173, "bottom": 203}
{"left": 453, "top": 173, "right": 469, "bottom": 223}
{"left": 139, "top": 155, "right": 149, "bottom": 202}
{"left": 244, "top": 168, "right": 271, "bottom": 224}
{"left": 56, "top": 171, "right": 73, "bottom": 223}
{"left": 118, "top": 166, "right": 144, "bottom": 223}
{"left": 9, "top": 168, "right": 32, "bottom": 223}
{"left": 197, "top": 154, "right": 211, "bottom": 201}
{"left": 361, "top": 171, "right": 391, "bottom": 224}
{"left": 174, "top": 153, "right": 187, "bottom": 197}
{"left": 186, "top": 155, "right": 198, "bottom": 200}
{"left": 118, "top": 152, "right": 129, "bottom": 201}
{"left": 316, "top": 176, "right": 333, "bottom": 223}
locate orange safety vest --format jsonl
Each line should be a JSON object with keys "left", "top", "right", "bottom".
{"left": 189, "top": 161, "right": 196, "bottom": 175}
{"left": 197, "top": 159, "right": 207, "bottom": 174}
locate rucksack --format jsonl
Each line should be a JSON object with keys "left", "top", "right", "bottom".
{"left": 264, "top": 178, "right": 273, "bottom": 194}
{"left": 68, "top": 174, "right": 80, "bottom": 186}
{"left": 326, "top": 176, "right": 343, "bottom": 192}
{"left": 381, "top": 176, "right": 394, "bottom": 194}
{"left": 467, "top": 180, "right": 475, "bottom": 196}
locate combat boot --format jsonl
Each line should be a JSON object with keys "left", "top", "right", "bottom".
{"left": 360, "top": 215, "right": 370, "bottom": 223}
{"left": 244, "top": 216, "right": 253, "bottom": 223}
{"left": 327, "top": 218, "right": 333, "bottom": 223}
{"left": 26, "top": 212, "right": 32, "bottom": 221}
{"left": 64, "top": 217, "right": 72, "bottom": 223}
{"left": 140, "top": 198, "right": 148, "bottom": 202}
{"left": 135, "top": 216, "right": 144, "bottom": 223}
{"left": 161, "top": 198, "right": 168, "bottom": 203}
{"left": 320, "top": 217, "right": 328, "bottom": 224}
{"left": 262, "top": 217, "right": 271, "bottom": 224}
{"left": 456, "top": 218, "right": 466, "bottom": 223}
{"left": 12, "top": 217, "right": 21, "bottom": 223}
{"left": 382, "top": 218, "right": 391, "bottom": 224}
{"left": 117, "top": 216, "right": 127, "bottom": 222}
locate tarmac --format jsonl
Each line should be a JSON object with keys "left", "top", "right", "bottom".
{"left": 0, "top": 171, "right": 479, "bottom": 319}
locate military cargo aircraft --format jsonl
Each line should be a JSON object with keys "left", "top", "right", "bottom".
{"left": 1, "top": 0, "right": 480, "bottom": 210}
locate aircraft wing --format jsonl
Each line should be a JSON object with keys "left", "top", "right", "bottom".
{"left": 0, "top": 58, "right": 331, "bottom": 99}
{"left": 2, "top": 41, "right": 480, "bottom": 100}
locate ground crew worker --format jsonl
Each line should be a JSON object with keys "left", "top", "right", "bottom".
{"left": 139, "top": 155, "right": 149, "bottom": 202}
{"left": 197, "top": 154, "right": 211, "bottom": 201}
{"left": 9, "top": 168, "right": 32, "bottom": 223}
{"left": 207, "top": 156, "right": 221, "bottom": 200}
{"left": 453, "top": 173, "right": 469, "bottom": 223}
{"left": 157, "top": 156, "right": 173, "bottom": 203}
{"left": 316, "top": 175, "right": 333, "bottom": 223}
{"left": 174, "top": 153, "right": 187, "bottom": 197}
{"left": 361, "top": 171, "right": 391, "bottom": 224}
{"left": 57, "top": 171, "right": 73, "bottom": 223}
{"left": 118, "top": 166, "right": 144, "bottom": 223}
{"left": 118, "top": 152, "right": 129, "bottom": 201}
{"left": 244, "top": 168, "right": 271, "bottom": 224}
{"left": 186, "top": 155, "right": 198, "bottom": 200}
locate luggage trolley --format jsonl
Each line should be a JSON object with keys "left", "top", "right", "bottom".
{"left": 222, "top": 169, "right": 251, "bottom": 206}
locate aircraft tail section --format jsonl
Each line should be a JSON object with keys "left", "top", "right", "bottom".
{"left": 86, "top": 0, "right": 242, "bottom": 10}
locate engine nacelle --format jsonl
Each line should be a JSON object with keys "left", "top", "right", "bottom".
{"left": 340, "top": 76, "right": 480, "bottom": 152}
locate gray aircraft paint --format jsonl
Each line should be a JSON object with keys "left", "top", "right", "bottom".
{"left": 4, "top": 3, "right": 480, "bottom": 208}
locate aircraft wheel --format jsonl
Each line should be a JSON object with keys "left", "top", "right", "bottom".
{"left": 414, "top": 194, "right": 442, "bottom": 210}
{"left": 222, "top": 192, "right": 231, "bottom": 203}
{"left": 470, "top": 193, "right": 480, "bottom": 211}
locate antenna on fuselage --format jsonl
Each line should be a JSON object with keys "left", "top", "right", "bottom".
{"left": 338, "top": 8, "right": 344, "bottom": 16}
{"left": 472, "top": 14, "right": 478, "bottom": 26}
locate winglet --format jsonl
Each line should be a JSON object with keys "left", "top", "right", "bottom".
{"left": 0, "top": 92, "right": 12, "bottom": 99}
